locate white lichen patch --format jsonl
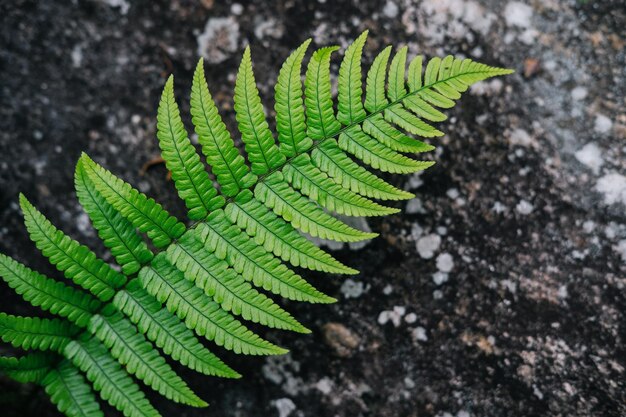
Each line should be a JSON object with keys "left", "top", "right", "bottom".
{"left": 378, "top": 306, "right": 406, "bottom": 327}
{"left": 340, "top": 279, "right": 365, "bottom": 299}
{"left": 272, "top": 398, "right": 296, "bottom": 417}
{"left": 504, "top": 2, "right": 533, "bottom": 28}
{"left": 594, "top": 114, "right": 613, "bottom": 134}
{"left": 575, "top": 143, "right": 604, "bottom": 174}
{"left": 516, "top": 199, "right": 534, "bottom": 215}
{"left": 403, "top": 0, "right": 496, "bottom": 44}
{"left": 197, "top": 17, "right": 239, "bottom": 64}
{"left": 411, "top": 326, "right": 428, "bottom": 342}
{"left": 596, "top": 173, "right": 626, "bottom": 206}
{"left": 417, "top": 234, "right": 441, "bottom": 259}
{"left": 436, "top": 253, "right": 455, "bottom": 273}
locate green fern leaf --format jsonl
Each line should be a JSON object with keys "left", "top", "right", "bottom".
{"left": 20, "top": 195, "right": 126, "bottom": 301}
{"left": 310, "top": 139, "right": 415, "bottom": 200}
{"left": 235, "top": 47, "right": 286, "bottom": 175}
{"left": 87, "top": 306, "right": 205, "bottom": 406}
{"left": 64, "top": 337, "right": 160, "bottom": 417}
{"left": 157, "top": 76, "right": 225, "bottom": 220}
{"left": 363, "top": 114, "right": 434, "bottom": 153}
{"left": 168, "top": 232, "right": 309, "bottom": 332}
{"left": 191, "top": 60, "right": 257, "bottom": 197}
{"left": 305, "top": 46, "right": 342, "bottom": 140}
{"left": 79, "top": 154, "right": 185, "bottom": 248}
{"left": 388, "top": 46, "right": 408, "bottom": 101}
{"left": 0, "top": 352, "right": 58, "bottom": 383}
{"left": 0, "top": 254, "right": 99, "bottom": 327}
{"left": 407, "top": 54, "right": 423, "bottom": 90}
{"left": 283, "top": 154, "right": 398, "bottom": 216}
{"left": 139, "top": 254, "right": 287, "bottom": 355}
{"left": 337, "top": 30, "right": 368, "bottom": 124}
{"left": 402, "top": 95, "right": 447, "bottom": 122}
{"left": 384, "top": 104, "right": 443, "bottom": 137}
{"left": 0, "top": 313, "right": 78, "bottom": 352}
{"left": 224, "top": 198, "right": 357, "bottom": 274}
{"left": 74, "top": 161, "right": 154, "bottom": 275}
{"left": 113, "top": 280, "right": 239, "bottom": 378}
{"left": 256, "top": 172, "right": 378, "bottom": 241}
{"left": 339, "top": 126, "right": 435, "bottom": 173}
{"left": 198, "top": 211, "right": 336, "bottom": 302}
{"left": 275, "top": 39, "right": 313, "bottom": 157}
{"left": 42, "top": 360, "right": 104, "bottom": 417}
{"left": 365, "top": 45, "right": 392, "bottom": 112}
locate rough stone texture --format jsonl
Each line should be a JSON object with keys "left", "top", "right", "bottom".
{"left": 0, "top": 1, "right": 624, "bottom": 416}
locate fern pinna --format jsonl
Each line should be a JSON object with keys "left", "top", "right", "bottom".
{"left": 0, "top": 31, "right": 512, "bottom": 417}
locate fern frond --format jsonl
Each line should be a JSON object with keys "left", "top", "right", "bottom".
{"left": 139, "top": 254, "right": 287, "bottom": 355}
{"left": 283, "top": 154, "right": 398, "bottom": 217}
{"left": 365, "top": 45, "right": 392, "bottom": 112}
{"left": 0, "top": 254, "right": 99, "bottom": 327}
{"left": 87, "top": 306, "right": 205, "bottom": 406}
{"left": 80, "top": 154, "right": 185, "bottom": 248}
{"left": 235, "top": 47, "right": 286, "bottom": 175}
{"left": 337, "top": 30, "right": 368, "bottom": 124}
{"left": 64, "top": 337, "right": 160, "bottom": 417}
{"left": 275, "top": 39, "right": 313, "bottom": 157}
{"left": 305, "top": 46, "right": 342, "bottom": 140}
{"left": 363, "top": 114, "right": 434, "bottom": 153}
{"left": 0, "top": 313, "right": 78, "bottom": 352}
{"left": 339, "top": 126, "right": 434, "bottom": 174}
{"left": 403, "top": 95, "right": 447, "bottom": 122}
{"left": 388, "top": 46, "right": 408, "bottom": 101}
{"left": 198, "top": 212, "right": 335, "bottom": 302}
{"left": 310, "top": 139, "right": 415, "bottom": 200}
{"left": 256, "top": 173, "right": 378, "bottom": 242}
{"left": 168, "top": 232, "right": 309, "bottom": 332}
{"left": 113, "top": 280, "right": 239, "bottom": 378}
{"left": 42, "top": 360, "right": 104, "bottom": 417}
{"left": 224, "top": 198, "right": 357, "bottom": 274}
{"left": 384, "top": 104, "right": 443, "bottom": 137}
{"left": 20, "top": 195, "right": 126, "bottom": 301}
{"left": 74, "top": 161, "right": 154, "bottom": 275}
{"left": 0, "top": 31, "right": 513, "bottom": 417}
{"left": 157, "top": 76, "right": 225, "bottom": 220}
{"left": 191, "top": 60, "right": 258, "bottom": 197}
{"left": 0, "top": 351, "right": 58, "bottom": 383}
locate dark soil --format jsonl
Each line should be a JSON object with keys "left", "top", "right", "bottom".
{"left": 1, "top": 1, "right": 624, "bottom": 417}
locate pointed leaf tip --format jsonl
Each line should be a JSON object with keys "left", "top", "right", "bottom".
{"left": 195, "top": 57, "right": 205, "bottom": 72}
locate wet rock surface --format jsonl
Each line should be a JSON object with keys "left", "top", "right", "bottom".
{"left": 0, "top": 1, "right": 624, "bottom": 416}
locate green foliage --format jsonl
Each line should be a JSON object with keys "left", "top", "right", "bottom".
{"left": 0, "top": 31, "right": 512, "bottom": 417}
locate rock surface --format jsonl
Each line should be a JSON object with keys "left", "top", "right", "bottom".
{"left": 0, "top": 1, "right": 624, "bottom": 416}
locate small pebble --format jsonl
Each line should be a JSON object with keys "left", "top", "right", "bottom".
{"left": 321, "top": 323, "right": 361, "bottom": 358}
